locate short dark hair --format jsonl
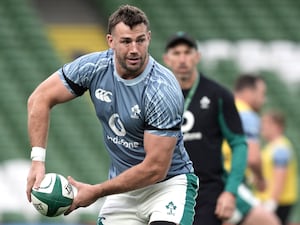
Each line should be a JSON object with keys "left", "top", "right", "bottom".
{"left": 265, "top": 110, "right": 286, "bottom": 128}
{"left": 107, "top": 5, "right": 150, "bottom": 34}
{"left": 234, "top": 74, "right": 264, "bottom": 92}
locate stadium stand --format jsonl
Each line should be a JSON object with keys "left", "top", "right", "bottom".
{"left": 0, "top": 0, "right": 108, "bottom": 223}
{"left": 1, "top": 0, "right": 300, "bottom": 224}
{"left": 47, "top": 24, "right": 107, "bottom": 60}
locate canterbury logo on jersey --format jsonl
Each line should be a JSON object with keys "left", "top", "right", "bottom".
{"left": 95, "top": 88, "right": 112, "bottom": 102}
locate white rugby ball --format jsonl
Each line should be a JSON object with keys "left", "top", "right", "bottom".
{"left": 31, "top": 173, "right": 74, "bottom": 217}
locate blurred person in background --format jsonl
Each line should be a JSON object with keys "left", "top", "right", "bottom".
{"left": 163, "top": 32, "right": 280, "bottom": 225}
{"left": 163, "top": 31, "right": 247, "bottom": 225}
{"left": 164, "top": 32, "right": 244, "bottom": 225}
{"left": 26, "top": 5, "right": 199, "bottom": 225}
{"left": 257, "top": 110, "right": 298, "bottom": 225}
{"left": 223, "top": 75, "right": 280, "bottom": 225}
{"left": 230, "top": 74, "right": 267, "bottom": 190}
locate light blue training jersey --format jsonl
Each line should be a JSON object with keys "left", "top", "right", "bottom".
{"left": 58, "top": 49, "right": 194, "bottom": 179}
{"left": 235, "top": 99, "right": 260, "bottom": 142}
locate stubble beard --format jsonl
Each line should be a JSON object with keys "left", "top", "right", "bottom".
{"left": 117, "top": 54, "right": 147, "bottom": 77}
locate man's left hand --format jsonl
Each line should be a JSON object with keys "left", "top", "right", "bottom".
{"left": 215, "top": 191, "right": 236, "bottom": 221}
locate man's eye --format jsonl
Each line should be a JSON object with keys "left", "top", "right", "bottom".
{"left": 121, "top": 40, "right": 131, "bottom": 44}
{"left": 137, "top": 39, "right": 145, "bottom": 43}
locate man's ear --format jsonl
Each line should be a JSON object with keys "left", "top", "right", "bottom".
{"left": 106, "top": 34, "right": 114, "bottom": 49}
{"left": 163, "top": 53, "right": 170, "bottom": 67}
{"left": 147, "top": 30, "right": 151, "bottom": 42}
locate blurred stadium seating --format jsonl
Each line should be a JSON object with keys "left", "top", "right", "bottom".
{"left": 0, "top": 0, "right": 300, "bottom": 224}
{"left": 0, "top": 0, "right": 108, "bottom": 223}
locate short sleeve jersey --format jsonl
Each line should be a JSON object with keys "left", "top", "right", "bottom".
{"left": 57, "top": 49, "right": 193, "bottom": 179}
{"left": 256, "top": 136, "right": 298, "bottom": 204}
{"left": 223, "top": 99, "right": 260, "bottom": 180}
{"left": 235, "top": 99, "right": 260, "bottom": 142}
{"left": 182, "top": 74, "right": 247, "bottom": 194}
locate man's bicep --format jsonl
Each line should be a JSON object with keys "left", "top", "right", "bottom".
{"left": 143, "top": 131, "right": 177, "bottom": 165}
{"left": 34, "top": 72, "right": 76, "bottom": 105}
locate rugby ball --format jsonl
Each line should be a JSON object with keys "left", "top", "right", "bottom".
{"left": 31, "top": 173, "right": 74, "bottom": 217}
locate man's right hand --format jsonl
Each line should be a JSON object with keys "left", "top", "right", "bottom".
{"left": 26, "top": 161, "right": 45, "bottom": 202}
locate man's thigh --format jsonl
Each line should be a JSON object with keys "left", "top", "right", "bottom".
{"left": 99, "top": 174, "right": 198, "bottom": 225}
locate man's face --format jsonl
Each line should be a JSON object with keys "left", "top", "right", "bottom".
{"left": 251, "top": 80, "right": 266, "bottom": 111}
{"left": 107, "top": 22, "right": 151, "bottom": 78}
{"left": 164, "top": 44, "right": 200, "bottom": 81}
{"left": 261, "top": 114, "right": 275, "bottom": 140}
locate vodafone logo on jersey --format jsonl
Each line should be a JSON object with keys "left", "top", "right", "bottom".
{"left": 108, "top": 114, "right": 126, "bottom": 136}
{"left": 95, "top": 88, "right": 112, "bottom": 102}
{"left": 107, "top": 113, "right": 139, "bottom": 149}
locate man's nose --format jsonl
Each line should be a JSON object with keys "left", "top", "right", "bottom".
{"left": 179, "top": 54, "right": 187, "bottom": 62}
{"left": 129, "top": 42, "right": 138, "bottom": 52}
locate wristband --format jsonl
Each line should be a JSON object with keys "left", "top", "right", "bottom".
{"left": 30, "top": 147, "right": 46, "bottom": 162}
